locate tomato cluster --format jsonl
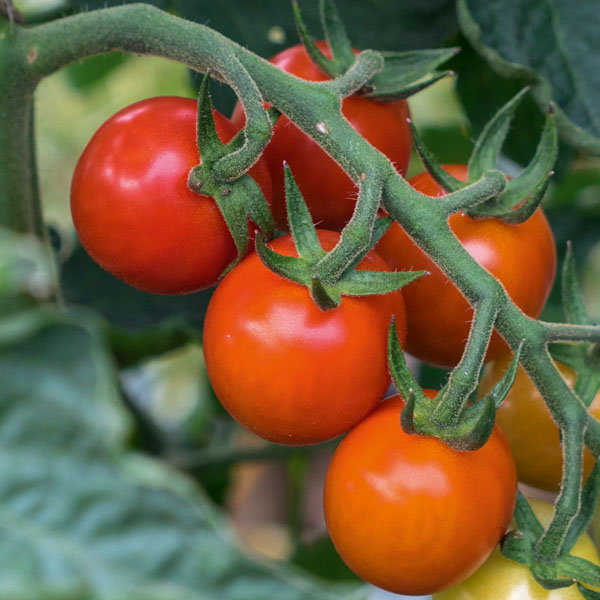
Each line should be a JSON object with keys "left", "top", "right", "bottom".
{"left": 70, "top": 40, "right": 574, "bottom": 598}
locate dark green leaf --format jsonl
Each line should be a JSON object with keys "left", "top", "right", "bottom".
{"left": 458, "top": 0, "right": 600, "bottom": 155}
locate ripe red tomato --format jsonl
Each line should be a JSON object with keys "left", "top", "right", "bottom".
{"left": 376, "top": 164, "right": 556, "bottom": 367}
{"left": 324, "top": 391, "right": 517, "bottom": 595}
{"left": 479, "top": 355, "right": 600, "bottom": 492}
{"left": 71, "top": 97, "right": 272, "bottom": 295}
{"left": 231, "top": 42, "right": 411, "bottom": 232}
{"left": 202, "top": 229, "right": 407, "bottom": 445}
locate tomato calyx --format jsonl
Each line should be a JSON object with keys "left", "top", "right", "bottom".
{"left": 187, "top": 74, "right": 275, "bottom": 276}
{"left": 388, "top": 323, "right": 523, "bottom": 450}
{"left": 412, "top": 88, "right": 558, "bottom": 223}
{"left": 293, "top": 0, "right": 457, "bottom": 101}
{"left": 500, "top": 491, "right": 600, "bottom": 593}
{"left": 256, "top": 165, "right": 424, "bottom": 311}
{"left": 549, "top": 243, "right": 600, "bottom": 407}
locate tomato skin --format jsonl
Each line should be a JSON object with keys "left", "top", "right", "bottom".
{"left": 376, "top": 164, "right": 556, "bottom": 367}
{"left": 202, "top": 230, "right": 407, "bottom": 445}
{"left": 324, "top": 392, "right": 517, "bottom": 595}
{"left": 231, "top": 42, "right": 411, "bottom": 232}
{"left": 71, "top": 97, "right": 272, "bottom": 295}
{"left": 479, "top": 355, "right": 600, "bottom": 492}
{"left": 435, "top": 499, "right": 600, "bottom": 599}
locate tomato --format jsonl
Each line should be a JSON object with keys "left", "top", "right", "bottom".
{"left": 231, "top": 42, "right": 411, "bottom": 232}
{"left": 323, "top": 392, "right": 517, "bottom": 595}
{"left": 376, "top": 164, "right": 556, "bottom": 367}
{"left": 71, "top": 97, "right": 272, "bottom": 295}
{"left": 202, "top": 229, "right": 407, "bottom": 445}
{"left": 479, "top": 355, "right": 600, "bottom": 492}
{"left": 435, "top": 499, "right": 600, "bottom": 599}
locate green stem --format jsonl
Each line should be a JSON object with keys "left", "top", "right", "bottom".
{"left": 535, "top": 422, "right": 584, "bottom": 561}
{"left": 0, "top": 25, "right": 42, "bottom": 235}
{"left": 314, "top": 169, "right": 383, "bottom": 283}
{"left": 545, "top": 322, "right": 600, "bottom": 343}
{"left": 433, "top": 298, "right": 498, "bottom": 423}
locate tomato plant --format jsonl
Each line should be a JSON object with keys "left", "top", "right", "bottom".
{"left": 376, "top": 164, "right": 557, "bottom": 367}
{"left": 202, "top": 229, "right": 407, "bottom": 445}
{"left": 479, "top": 355, "right": 600, "bottom": 492}
{"left": 435, "top": 499, "right": 600, "bottom": 599}
{"left": 71, "top": 96, "right": 272, "bottom": 295}
{"left": 231, "top": 41, "right": 411, "bottom": 232}
{"left": 323, "top": 392, "right": 517, "bottom": 595}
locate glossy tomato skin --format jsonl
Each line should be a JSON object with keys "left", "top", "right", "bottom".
{"left": 71, "top": 97, "right": 272, "bottom": 295}
{"left": 479, "top": 355, "right": 600, "bottom": 492}
{"left": 324, "top": 392, "right": 517, "bottom": 595}
{"left": 376, "top": 164, "right": 556, "bottom": 367}
{"left": 435, "top": 499, "right": 600, "bottom": 599}
{"left": 202, "top": 230, "right": 407, "bottom": 445}
{"left": 231, "top": 42, "right": 411, "bottom": 232}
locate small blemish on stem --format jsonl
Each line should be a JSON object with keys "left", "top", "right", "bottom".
{"left": 27, "top": 46, "right": 38, "bottom": 63}
{"left": 315, "top": 122, "right": 328, "bottom": 135}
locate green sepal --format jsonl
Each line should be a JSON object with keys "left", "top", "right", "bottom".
{"left": 562, "top": 242, "right": 591, "bottom": 326}
{"left": 468, "top": 88, "right": 529, "bottom": 181}
{"left": 335, "top": 268, "right": 425, "bottom": 297}
{"left": 319, "top": 0, "right": 355, "bottom": 72}
{"left": 480, "top": 340, "right": 523, "bottom": 409}
{"left": 468, "top": 107, "right": 557, "bottom": 223}
{"left": 195, "top": 72, "right": 226, "bottom": 164}
{"left": 188, "top": 73, "right": 274, "bottom": 278}
{"left": 562, "top": 461, "right": 600, "bottom": 555}
{"left": 254, "top": 235, "right": 308, "bottom": 286}
{"left": 513, "top": 489, "right": 544, "bottom": 537}
{"left": 531, "top": 562, "right": 576, "bottom": 590}
{"left": 410, "top": 120, "right": 465, "bottom": 193}
{"left": 501, "top": 530, "right": 536, "bottom": 565}
{"left": 292, "top": 0, "right": 343, "bottom": 78}
{"left": 561, "top": 557, "right": 600, "bottom": 590}
{"left": 400, "top": 389, "right": 418, "bottom": 435}
{"left": 549, "top": 342, "right": 582, "bottom": 369}
{"left": 579, "top": 584, "right": 600, "bottom": 599}
{"left": 284, "top": 164, "right": 324, "bottom": 261}
{"left": 366, "top": 48, "right": 459, "bottom": 101}
{"left": 388, "top": 320, "right": 423, "bottom": 402}
{"left": 310, "top": 276, "right": 341, "bottom": 310}
{"left": 432, "top": 392, "right": 497, "bottom": 451}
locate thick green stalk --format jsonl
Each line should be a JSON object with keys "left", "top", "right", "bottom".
{"left": 0, "top": 22, "right": 42, "bottom": 235}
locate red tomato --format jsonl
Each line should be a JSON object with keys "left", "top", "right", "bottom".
{"left": 376, "top": 164, "right": 556, "bottom": 367}
{"left": 480, "top": 355, "right": 600, "bottom": 492}
{"left": 231, "top": 42, "right": 411, "bottom": 232}
{"left": 202, "top": 230, "right": 407, "bottom": 445}
{"left": 324, "top": 391, "right": 517, "bottom": 595}
{"left": 71, "top": 97, "right": 272, "bottom": 295}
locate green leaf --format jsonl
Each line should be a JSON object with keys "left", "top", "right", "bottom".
{"left": 458, "top": 0, "right": 600, "bottom": 156}
{"left": 0, "top": 309, "right": 366, "bottom": 599}
{"left": 562, "top": 242, "right": 591, "bottom": 326}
